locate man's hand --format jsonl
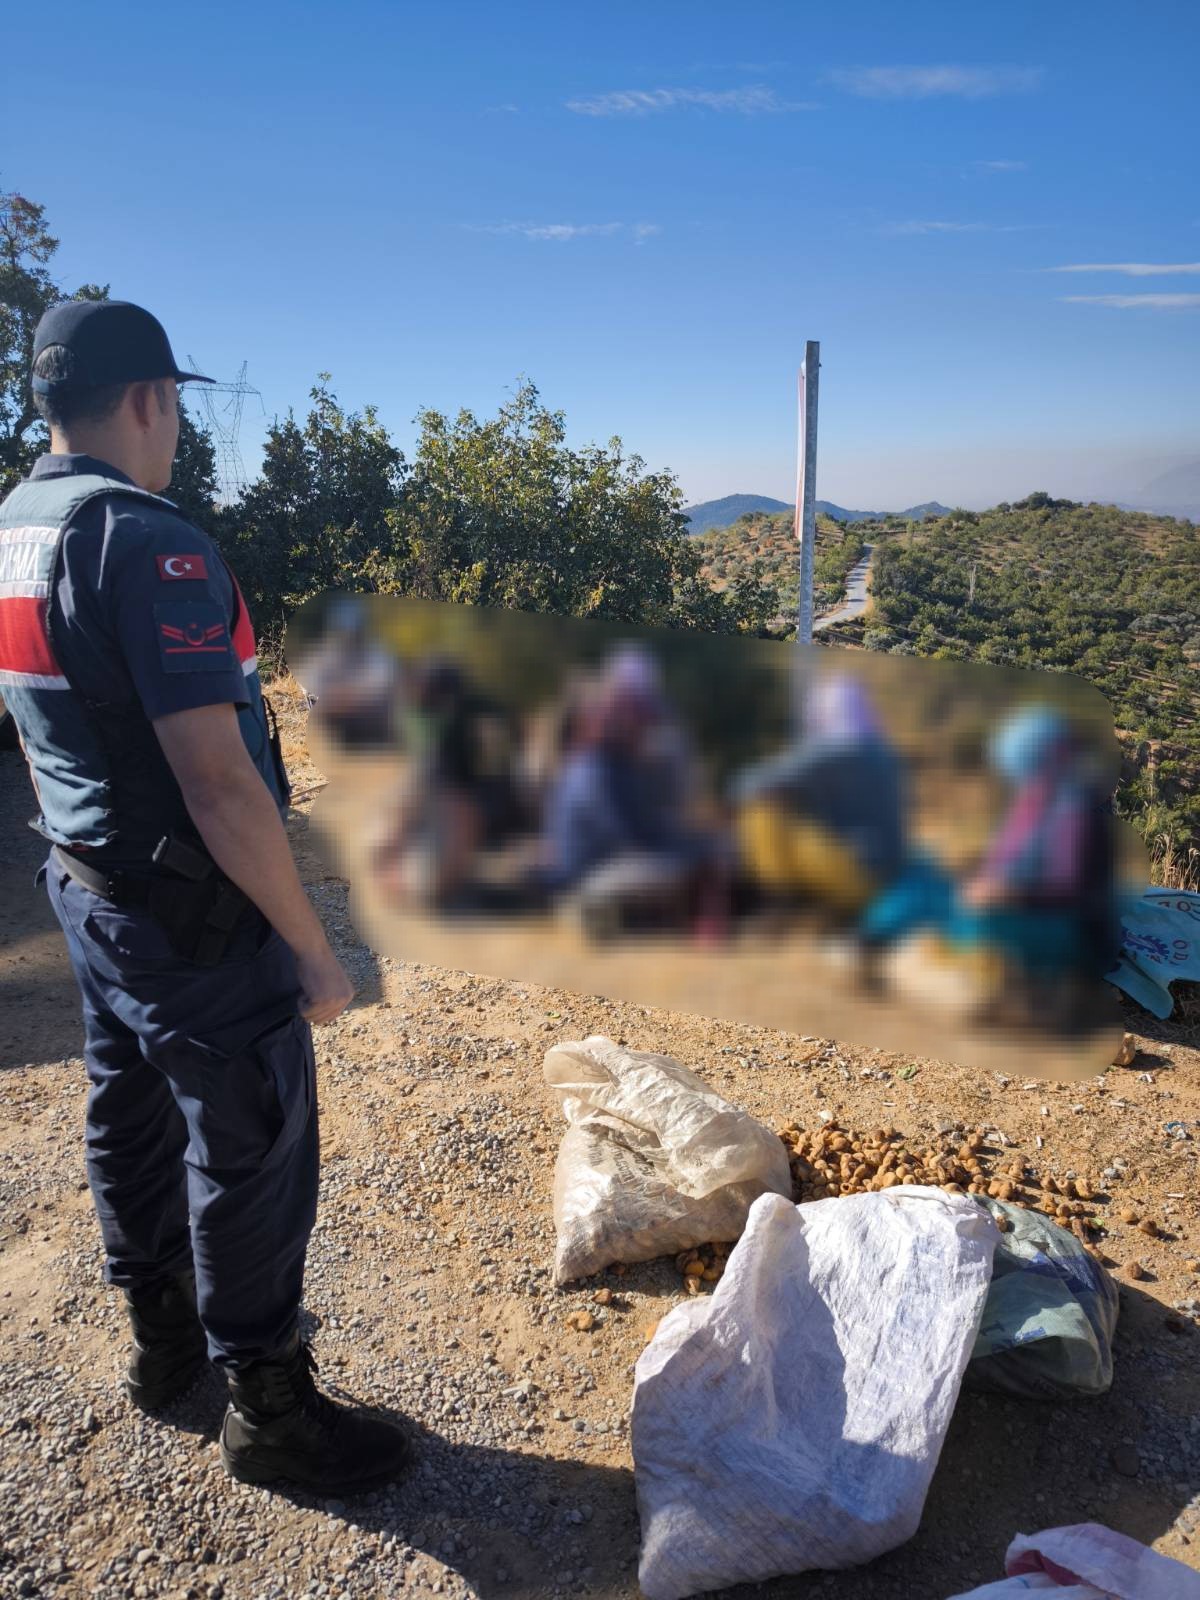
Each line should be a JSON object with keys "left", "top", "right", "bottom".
{"left": 295, "top": 944, "right": 355, "bottom": 1024}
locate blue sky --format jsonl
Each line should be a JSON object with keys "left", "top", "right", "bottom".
{"left": 5, "top": 0, "right": 1198, "bottom": 509}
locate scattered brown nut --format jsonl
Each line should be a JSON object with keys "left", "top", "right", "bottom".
{"left": 1138, "top": 1219, "right": 1158, "bottom": 1238}
{"left": 1112, "top": 1033, "right": 1138, "bottom": 1068}
{"left": 1124, "top": 1260, "right": 1148, "bottom": 1281}
{"left": 566, "top": 1310, "right": 595, "bottom": 1332}
{"left": 593, "top": 1287, "right": 614, "bottom": 1306}
{"left": 1119, "top": 1209, "right": 1140, "bottom": 1225}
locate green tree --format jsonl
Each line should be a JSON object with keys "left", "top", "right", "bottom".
{"left": 167, "top": 402, "right": 220, "bottom": 528}
{"left": 0, "top": 190, "right": 106, "bottom": 494}
{"left": 377, "top": 381, "right": 778, "bottom": 634}
{"left": 221, "top": 375, "right": 404, "bottom": 627}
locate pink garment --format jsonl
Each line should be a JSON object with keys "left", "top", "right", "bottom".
{"left": 1007, "top": 1523, "right": 1200, "bottom": 1598}
{"left": 979, "top": 774, "right": 1086, "bottom": 899}
{"left": 945, "top": 1522, "right": 1200, "bottom": 1600}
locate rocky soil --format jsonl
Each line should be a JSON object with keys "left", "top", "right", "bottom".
{"left": 1, "top": 685, "right": 1198, "bottom": 1600}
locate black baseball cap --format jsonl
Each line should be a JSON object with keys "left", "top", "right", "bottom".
{"left": 31, "top": 300, "right": 214, "bottom": 394}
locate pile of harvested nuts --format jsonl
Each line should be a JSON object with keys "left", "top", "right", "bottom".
{"left": 657, "top": 1119, "right": 1186, "bottom": 1298}
{"left": 672, "top": 1241, "right": 732, "bottom": 1295}
{"left": 778, "top": 1117, "right": 1110, "bottom": 1252}
{"left": 782, "top": 1118, "right": 1029, "bottom": 1202}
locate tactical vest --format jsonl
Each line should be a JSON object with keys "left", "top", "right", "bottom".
{"left": 0, "top": 471, "right": 288, "bottom": 856}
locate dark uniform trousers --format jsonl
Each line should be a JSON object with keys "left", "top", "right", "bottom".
{"left": 45, "top": 863, "right": 319, "bottom": 1367}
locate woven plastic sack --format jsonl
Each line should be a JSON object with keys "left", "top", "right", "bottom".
{"left": 967, "top": 1199, "right": 1118, "bottom": 1399}
{"left": 544, "top": 1036, "right": 792, "bottom": 1285}
{"left": 633, "top": 1188, "right": 998, "bottom": 1600}
{"left": 944, "top": 1521, "right": 1200, "bottom": 1599}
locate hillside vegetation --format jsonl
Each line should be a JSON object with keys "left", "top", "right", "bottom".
{"left": 694, "top": 494, "right": 1200, "bottom": 860}
{"left": 861, "top": 496, "right": 1200, "bottom": 855}
{"left": 695, "top": 508, "right": 868, "bottom": 619}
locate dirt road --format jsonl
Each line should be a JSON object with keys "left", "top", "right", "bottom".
{"left": 814, "top": 543, "right": 874, "bottom": 632}
{"left": 2, "top": 690, "right": 1199, "bottom": 1600}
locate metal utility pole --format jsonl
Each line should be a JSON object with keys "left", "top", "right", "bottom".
{"left": 794, "top": 341, "right": 820, "bottom": 642}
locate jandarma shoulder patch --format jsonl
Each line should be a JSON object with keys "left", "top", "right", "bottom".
{"left": 154, "top": 600, "right": 235, "bottom": 672}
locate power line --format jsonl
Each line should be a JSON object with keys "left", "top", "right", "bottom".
{"left": 187, "top": 358, "right": 262, "bottom": 502}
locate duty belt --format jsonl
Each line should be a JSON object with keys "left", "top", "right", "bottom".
{"left": 52, "top": 836, "right": 255, "bottom": 966}
{"left": 51, "top": 845, "right": 155, "bottom": 906}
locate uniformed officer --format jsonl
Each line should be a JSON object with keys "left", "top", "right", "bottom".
{"left": 0, "top": 300, "right": 410, "bottom": 1491}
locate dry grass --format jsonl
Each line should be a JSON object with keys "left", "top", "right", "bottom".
{"left": 262, "top": 671, "right": 324, "bottom": 789}
{"left": 1149, "top": 832, "right": 1200, "bottom": 893}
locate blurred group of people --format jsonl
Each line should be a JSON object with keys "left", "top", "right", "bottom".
{"left": 736, "top": 678, "right": 1118, "bottom": 1028}
{"left": 299, "top": 599, "right": 1119, "bottom": 1030}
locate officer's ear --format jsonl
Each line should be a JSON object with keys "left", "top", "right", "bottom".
{"left": 127, "top": 380, "right": 161, "bottom": 432}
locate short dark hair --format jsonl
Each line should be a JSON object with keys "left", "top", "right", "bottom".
{"left": 31, "top": 344, "right": 130, "bottom": 431}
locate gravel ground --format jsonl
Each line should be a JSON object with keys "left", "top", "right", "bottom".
{"left": 2, "top": 691, "right": 1199, "bottom": 1600}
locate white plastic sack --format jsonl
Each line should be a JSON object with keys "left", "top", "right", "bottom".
{"left": 544, "top": 1036, "right": 792, "bottom": 1285}
{"left": 633, "top": 1187, "right": 999, "bottom": 1600}
{"left": 944, "top": 1521, "right": 1200, "bottom": 1599}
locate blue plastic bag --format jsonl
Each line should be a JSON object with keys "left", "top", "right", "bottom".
{"left": 968, "top": 1199, "right": 1118, "bottom": 1400}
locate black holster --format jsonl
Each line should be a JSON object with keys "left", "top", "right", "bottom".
{"left": 148, "top": 834, "right": 256, "bottom": 966}
{"left": 53, "top": 835, "right": 256, "bottom": 967}
{"left": 145, "top": 874, "right": 254, "bottom": 966}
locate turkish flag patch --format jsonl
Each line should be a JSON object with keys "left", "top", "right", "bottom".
{"left": 156, "top": 553, "right": 209, "bottom": 581}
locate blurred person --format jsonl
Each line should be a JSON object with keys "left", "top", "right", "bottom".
{"left": 730, "top": 673, "right": 908, "bottom": 921}
{"left": 374, "top": 657, "right": 523, "bottom": 910}
{"left": 959, "top": 705, "right": 1118, "bottom": 982}
{"left": 536, "top": 656, "right": 728, "bottom": 940}
{"left": 861, "top": 704, "right": 1118, "bottom": 1022}
{"left": 295, "top": 596, "right": 399, "bottom": 750}
{"left": 516, "top": 665, "right": 598, "bottom": 819}
{"left": 602, "top": 644, "right": 698, "bottom": 820}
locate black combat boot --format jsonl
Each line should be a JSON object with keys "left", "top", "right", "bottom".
{"left": 123, "top": 1271, "right": 209, "bottom": 1410}
{"left": 219, "top": 1332, "right": 411, "bottom": 1491}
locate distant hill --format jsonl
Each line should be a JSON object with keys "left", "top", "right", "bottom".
{"left": 684, "top": 493, "right": 950, "bottom": 533}
{"left": 683, "top": 494, "right": 791, "bottom": 534}
{"left": 1138, "top": 459, "right": 1200, "bottom": 521}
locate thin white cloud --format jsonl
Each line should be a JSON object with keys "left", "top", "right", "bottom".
{"left": 829, "top": 65, "right": 1044, "bottom": 100}
{"left": 884, "top": 220, "right": 1028, "bottom": 236}
{"left": 1050, "top": 262, "right": 1200, "bottom": 276}
{"left": 465, "top": 221, "right": 659, "bottom": 243}
{"left": 976, "top": 159, "right": 1027, "bottom": 172}
{"left": 566, "top": 85, "right": 815, "bottom": 116}
{"left": 1062, "top": 293, "right": 1200, "bottom": 309}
